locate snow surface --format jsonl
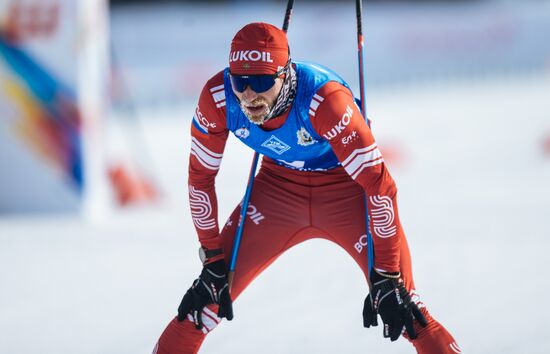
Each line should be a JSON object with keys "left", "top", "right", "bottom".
{"left": 1, "top": 73, "right": 550, "bottom": 354}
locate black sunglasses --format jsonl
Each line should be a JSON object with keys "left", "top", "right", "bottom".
{"left": 229, "top": 63, "right": 288, "bottom": 93}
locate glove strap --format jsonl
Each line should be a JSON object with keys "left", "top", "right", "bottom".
{"left": 374, "top": 268, "right": 401, "bottom": 279}
{"left": 199, "top": 247, "right": 224, "bottom": 264}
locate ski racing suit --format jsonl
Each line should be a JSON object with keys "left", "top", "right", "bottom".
{"left": 154, "top": 62, "right": 460, "bottom": 354}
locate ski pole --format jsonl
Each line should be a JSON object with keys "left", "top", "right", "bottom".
{"left": 282, "top": 0, "right": 294, "bottom": 32}
{"left": 355, "top": 0, "right": 375, "bottom": 275}
{"left": 228, "top": 0, "right": 295, "bottom": 290}
{"left": 356, "top": 0, "right": 368, "bottom": 124}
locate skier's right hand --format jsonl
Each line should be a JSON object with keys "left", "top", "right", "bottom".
{"left": 177, "top": 259, "right": 233, "bottom": 329}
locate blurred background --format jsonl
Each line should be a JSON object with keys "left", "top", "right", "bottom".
{"left": 1, "top": 0, "right": 549, "bottom": 353}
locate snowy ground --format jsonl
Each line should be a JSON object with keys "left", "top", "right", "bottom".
{"left": 1, "top": 73, "right": 550, "bottom": 354}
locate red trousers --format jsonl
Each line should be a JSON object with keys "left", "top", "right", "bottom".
{"left": 154, "top": 160, "right": 460, "bottom": 354}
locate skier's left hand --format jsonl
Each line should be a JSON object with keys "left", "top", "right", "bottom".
{"left": 363, "top": 270, "right": 427, "bottom": 341}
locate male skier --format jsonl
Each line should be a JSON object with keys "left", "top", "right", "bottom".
{"left": 154, "top": 22, "right": 460, "bottom": 354}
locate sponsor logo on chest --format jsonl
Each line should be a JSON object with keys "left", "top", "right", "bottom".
{"left": 229, "top": 50, "right": 274, "bottom": 63}
{"left": 296, "top": 127, "right": 317, "bottom": 146}
{"left": 235, "top": 127, "right": 250, "bottom": 139}
{"left": 323, "top": 105, "right": 353, "bottom": 140}
{"left": 261, "top": 135, "right": 291, "bottom": 155}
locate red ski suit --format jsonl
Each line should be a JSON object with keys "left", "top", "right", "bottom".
{"left": 154, "top": 70, "right": 460, "bottom": 354}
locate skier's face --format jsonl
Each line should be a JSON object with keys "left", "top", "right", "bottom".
{"left": 232, "top": 77, "right": 283, "bottom": 125}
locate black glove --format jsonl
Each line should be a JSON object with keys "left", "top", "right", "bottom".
{"left": 363, "top": 270, "right": 427, "bottom": 341}
{"left": 177, "top": 260, "right": 233, "bottom": 329}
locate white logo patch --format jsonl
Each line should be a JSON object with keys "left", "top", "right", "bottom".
{"left": 189, "top": 186, "right": 216, "bottom": 230}
{"left": 235, "top": 127, "right": 250, "bottom": 139}
{"left": 193, "top": 107, "right": 216, "bottom": 133}
{"left": 236, "top": 202, "right": 266, "bottom": 226}
{"left": 370, "top": 195, "right": 397, "bottom": 238}
{"left": 246, "top": 203, "right": 265, "bottom": 225}
{"left": 354, "top": 234, "right": 369, "bottom": 254}
{"left": 296, "top": 127, "right": 317, "bottom": 146}
{"left": 323, "top": 105, "right": 354, "bottom": 140}
{"left": 278, "top": 159, "right": 305, "bottom": 169}
{"left": 229, "top": 50, "right": 274, "bottom": 63}
{"left": 341, "top": 131, "right": 358, "bottom": 145}
{"left": 261, "top": 135, "right": 291, "bottom": 155}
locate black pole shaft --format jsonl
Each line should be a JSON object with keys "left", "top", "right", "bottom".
{"left": 355, "top": 0, "right": 368, "bottom": 124}
{"left": 282, "top": 0, "right": 295, "bottom": 33}
{"left": 356, "top": 0, "right": 363, "bottom": 37}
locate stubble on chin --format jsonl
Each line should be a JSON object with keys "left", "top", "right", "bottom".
{"left": 240, "top": 99, "right": 271, "bottom": 125}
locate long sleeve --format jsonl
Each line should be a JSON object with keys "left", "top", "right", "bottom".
{"left": 188, "top": 71, "right": 229, "bottom": 256}
{"left": 310, "top": 82, "right": 403, "bottom": 273}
